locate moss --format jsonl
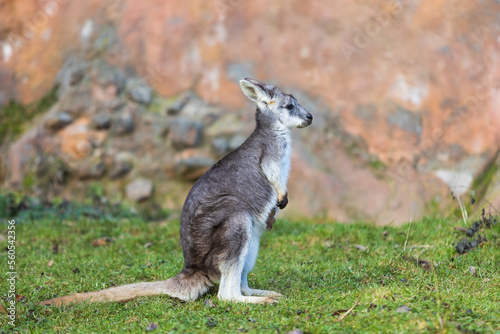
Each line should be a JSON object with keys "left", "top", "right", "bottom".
{"left": 472, "top": 151, "right": 500, "bottom": 202}
{"left": 451, "top": 152, "right": 500, "bottom": 221}
{"left": 22, "top": 171, "right": 36, "bottom": 189}
{"left": 368, "top": 158, "right": 387, "bottom": 172}
{"left": 0, "top": 85, "right": 59, "bottom": 145}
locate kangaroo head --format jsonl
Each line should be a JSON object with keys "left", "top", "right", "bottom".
{"left": 239, "top": 78, "right": 313, "bottom": 129}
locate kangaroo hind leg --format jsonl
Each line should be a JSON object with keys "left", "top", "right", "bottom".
{"left": 216, "top": 213, "right": 277, "bottom": 304}
{"left": 240, "top": 220, "right": 282, "bottom": 298}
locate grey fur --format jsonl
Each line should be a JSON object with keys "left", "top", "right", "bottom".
{"left": 41, "top": 78, "right": 312, "bottom": 306}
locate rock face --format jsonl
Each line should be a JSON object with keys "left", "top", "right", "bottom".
{"left": 1, "top": 1, "right": 500, "bottom": 223}
{"left": 126, "top": 178, "right": 153, "bottom": 202}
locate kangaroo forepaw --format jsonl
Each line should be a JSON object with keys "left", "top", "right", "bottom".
{"left": 277, "top": 192, "right": 288, "bottom": 209}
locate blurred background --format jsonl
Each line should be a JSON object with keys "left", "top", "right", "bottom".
{"left": 0, "top": 0, "right": 499, "bottom": 224}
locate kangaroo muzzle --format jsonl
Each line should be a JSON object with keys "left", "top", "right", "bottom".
{"left": 299, "top": 113, "right": 313, "bottom": 128}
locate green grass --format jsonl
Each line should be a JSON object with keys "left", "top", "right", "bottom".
{"left": 1, "top": 198, "right": 499, "bottom": 333}
{"left": 0, "top": 85, "right": 58, "bottom": 145}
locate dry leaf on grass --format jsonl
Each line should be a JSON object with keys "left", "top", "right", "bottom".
{"left": 92, "top": 237, "right": 112, "bottom": 247}
{"left": 469, "top": 266, "right": 477, "bottom": 276}
{"left": 286, "top": 330, "right": 303, "bottom": 334}
{"left": 48, "top": 260, "right": 54, "bottom": 267}
{"left": 332, "top": 309, "right": 348, "bottom": 316}
{"left": 397, "top": 305, "right": 410, "bottom": 313}
{"left": 203, "top": 299, "right": 215, "bottom": 308}
{"left": 125, "top": 317, "right": 138, "bottom": 324}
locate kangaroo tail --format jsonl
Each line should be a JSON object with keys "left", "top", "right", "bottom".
{"left": 40, "top": 271, "right": 212, "bottom": 306}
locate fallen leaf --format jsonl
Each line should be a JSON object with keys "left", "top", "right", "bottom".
{"left": 402, "top": 255, "right": 432, "bottom": 271}
{"left": 469, "top": 266, "right": 476, "bottom": 276}
{"left": 16, "top": 294, "right": 25, "bottom": 302}
{"left": 48, "top": 260, "right": 54, "bottom": 267}
{"left": 332, "top": 309, "right": 348, "bottom": 316}
{"left": 146, "top": 323, "right": 158, "bottom": 331}
{"left": 144, "top": 242, "right": 153, "bottom": 248}
{"left": 286, "top": 330, "right": 303, "bottom": 334}
{"left": 355, "top": 245, "right": 368, "bottom": 251}
{"left": 203, "top": 299, "right": 215, "bottom": 308}
{"left": 397, "top": 305, "right": 410, "bottom": 313}
{"left": 125, "top": 317, "right": 138, "bottom": 324}
{"left": 0, "top": 304, "right": 7, "bottom": 315}
{"left": 92, "top": 237, "right": 111, "bottom": 247}
{"left": 324, "top": 241, "right": 332, "bottom": 248}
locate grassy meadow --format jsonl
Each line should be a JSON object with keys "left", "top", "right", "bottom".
{"left": 0, "top": 194, "right": 499, "bottom": 333}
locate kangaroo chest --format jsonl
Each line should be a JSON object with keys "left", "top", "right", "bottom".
{"left": 278, "top": 136, "right": 292, "bottom": 186}
{"left": 260, "top": 131, "right": 292, "bottom": 192}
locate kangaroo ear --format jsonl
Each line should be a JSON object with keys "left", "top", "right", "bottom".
{"left": 239, "top": 78, "right": 269, "bottom": 103}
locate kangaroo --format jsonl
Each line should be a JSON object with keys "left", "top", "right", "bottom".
{"left": 41, "top": 78, "right": 313, "bottom": 306}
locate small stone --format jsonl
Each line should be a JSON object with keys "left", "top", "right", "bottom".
{"left": 126, "top": 178, "right": 153, "bottom": 202}
{"left": 167, "top": 92, "right": 192, "bottom": 115}
{"left": 56, "top": 57, "right": 88, "bottom": 96}
{"left": 112, "top": 113, "right": 134, "bottom": 135}
{"left": 168, "top": 117, "right": 203, "bottom": 150}
{"left": 174, "top": 149, "right": 215, "bottom": 181}
{"left": 44, "top": 112, "right": 73, "bottom": 131}
{"left": 76, "top": 160, "right": 106, "bottom": 180}
{"left": 127, "top": 78, "right": 152, "bottom": 105}
{"left": 145, "top": 323, "right": 158, "bottom": 331}
{"left": 109, "top": 160, "right": 133, "bottom": 179}
{"left": 91, "top": 113, "right": 112, "bottom": 130}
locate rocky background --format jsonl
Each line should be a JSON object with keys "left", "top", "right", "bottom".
{"left": 1, "top": 0, "right": 500, "bottom": 224}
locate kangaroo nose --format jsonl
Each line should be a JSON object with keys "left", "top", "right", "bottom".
{"left": 306, "top": 113, "right": 313, "bottom": 120}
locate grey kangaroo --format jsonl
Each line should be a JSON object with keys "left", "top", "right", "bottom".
{"left": 42, "top": 78, "right": 313, "bottom": 306}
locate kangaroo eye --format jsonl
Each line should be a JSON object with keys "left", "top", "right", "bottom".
{"left": 285, "top": 104, "right": 294, "bottom": 110}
